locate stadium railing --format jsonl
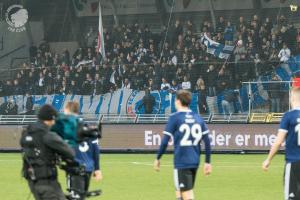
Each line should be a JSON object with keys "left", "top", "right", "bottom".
{"left": 210, "top": 113, "right": 249, "bottom": 123}
{"left": 249, "top": 113, "right": 269, "bottom": 123}
{"left": 0, "top": 113, "right": 284, "bottom": 124}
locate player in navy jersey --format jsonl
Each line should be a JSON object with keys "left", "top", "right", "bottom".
{"left": 154, "top": 90, "right": 212, "bottom": 200}
{"left": 263, "top": 87, "right": 300, "bottom": 200}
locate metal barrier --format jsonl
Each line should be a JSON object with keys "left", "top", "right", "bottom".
{"left": 210, "top": 113, "right": 249, "bottom": 123}
{"left": 0, "top": 113, "right": 284, "bottom": 125}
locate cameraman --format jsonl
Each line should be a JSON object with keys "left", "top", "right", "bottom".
{"left": 53, "top": 102, "right": 102, "bottom": 199}
{"left": 20, "top": 104, "right": 75, "bottom": 200}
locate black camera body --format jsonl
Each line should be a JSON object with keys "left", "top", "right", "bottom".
{"left": 77, "top": 123, "right": 102, "bottom": 142}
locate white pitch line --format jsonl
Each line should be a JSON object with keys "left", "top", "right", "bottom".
{"left": 132, "top": 161, "right": 172, "bottom": 167}
{"left": 130, "top": 162, "right": 283, "bottom": 168}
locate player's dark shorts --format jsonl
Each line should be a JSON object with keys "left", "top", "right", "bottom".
{"left": 174, "top": 168, "right": 197, "bottom": 192}
{"left": 284, "top": 161, "right": 300, "bottom": 200}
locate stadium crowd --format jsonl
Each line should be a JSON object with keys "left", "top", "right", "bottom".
{"left": 2, "top": 14, "right": 299, "bottom": 102}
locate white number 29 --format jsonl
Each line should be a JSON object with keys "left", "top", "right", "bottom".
{"left": 179, "top": 124, "right": 203, "bottom": 146}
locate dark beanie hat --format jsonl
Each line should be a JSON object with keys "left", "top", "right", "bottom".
{"left": 38, "top": 104, "right": 57, "bottom": 121}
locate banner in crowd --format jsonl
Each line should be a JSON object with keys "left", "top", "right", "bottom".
{"left": 200, "top": 33, "right": 235, "bottom": 59}
{"left": 4, "top": 86, "right": 283, "bottom": 115}
{"left": 1, "top": 89, "right": 200, "bottom": 115}
{"left": 0, "top": 124, "right": 281, "bottom": 151}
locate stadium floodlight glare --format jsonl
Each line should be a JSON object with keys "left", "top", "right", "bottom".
{"left": 290, "top": 4, "right": 298, "bottom": 12}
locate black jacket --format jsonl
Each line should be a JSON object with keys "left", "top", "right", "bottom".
{"left": 20, "top": 121, "right": 75, "bottom": 180}
{"left": 141, "top": 94, "right": 156, "bottom": 114}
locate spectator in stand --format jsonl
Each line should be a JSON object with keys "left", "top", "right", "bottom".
{"left": 224, "top": 21, "right": 234, "bottom": 45}
{"left": 278, "top": 43, "right": 291, "bottom": 63}
{"left": 181, "top": 76, "right": 191, "bottom": 90}
{"left": 268, "top": 74, "right": 281, "bottom": 113}
{"left": 94, "top": 74, "right": 103, "bottom": 95}
{"left": 195, "top": 78, "right": 207, "bottom": 114}
{"left": 206, "top": 65, "right": 218, "bottom": 97}
{"left": 217, "top": 16, "right": 226, "bottom": 33}
{"left": 82, "top": 73, "right": 94, "bottom": 95}
{"left": 172, "top": 19, "right": 183, "bottom": 44}
{"left": 13, "top": 80, "right": 23, "bottom": 95}
{"left": 25, "top": 93, "right": 34, "bottom": 114}
{"left": 122, "top": 78, "right": 131, "bottom": 89}
{"left": 217, "top": 67, "right": 232, "bottom": 92}
{"left": 146, "top": 79, "right": 155, "bottom": 91}
{"left": 69, "top": 80, "right": 79, "bottom": 95}
{"left": 170, "top": 80, "right": 181, "bottom": 93}
{"left": 222, "top": 88, "right": 236, "bottom": 118}
{"left": 234, "top": 40, "right": 247, "bottom": 63}
{"left": 161, "top": 77, "right": 171, "bottom": 91}
{"left": 139, "top": 89, "right": 156, "bottom": 114}
{"left": 37, "top": 73, "right": 45, "bottom": 95}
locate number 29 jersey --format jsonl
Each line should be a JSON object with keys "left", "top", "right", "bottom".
{"left": 279, "top": 108, "right": 300, "bottom": 163}
{"left": 164, "top": 110, "right": 209, "bottom": 169}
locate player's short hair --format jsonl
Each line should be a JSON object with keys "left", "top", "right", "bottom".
{"left": 176, "top": 90, "right": 192, "bottom": 107}
{"left": 65, "top": 102, "right": 79, "bottom": 114}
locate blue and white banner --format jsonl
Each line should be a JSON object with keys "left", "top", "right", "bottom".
{"left": 5, "top": 86, "right": 294, "bottom": 115}
{"left": 201, "top": 33, "right": 234, "bottom": 59}
{"left": 1, "top": 89, "right": 193, "bottom": 115}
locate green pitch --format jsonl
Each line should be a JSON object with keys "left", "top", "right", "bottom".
{"left": 0, "top": 153, "right": 284, "bottom": 200}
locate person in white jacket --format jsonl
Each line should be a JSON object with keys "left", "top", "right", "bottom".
{"left": 278, "top": 43, "right": 291, "bottom": 63}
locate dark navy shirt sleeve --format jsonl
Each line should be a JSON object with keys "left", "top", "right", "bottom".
{"left": 201, "top": 121, "right": 209, "bottom": 135}
{"left": 202, "top": 134, "right": 211, "bottom": 163}
{"left": 163, "top": 115, "right": 177, "bottom": 137}
{"left": 279, "top": 112, "right": 289, "bottom": 133}
{"left": 156, "top": 115, "right": 176, "bottom": 159}
{"left": 201, "top": 120, "right": 211, "bottom": 163}
{"left": 156, "top": 135, "right": 171, "bottom": 160}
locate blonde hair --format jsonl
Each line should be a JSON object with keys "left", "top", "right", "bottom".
{"left": 65, "top": 102, "right": 80, "bottom": 114}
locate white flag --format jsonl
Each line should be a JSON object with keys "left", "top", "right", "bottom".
{"left": 97, "top": 1, "right": 106, "bottom": 59}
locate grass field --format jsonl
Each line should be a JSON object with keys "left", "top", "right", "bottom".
{"left": 0, "top": 153, "right": 285, "bottom": 200}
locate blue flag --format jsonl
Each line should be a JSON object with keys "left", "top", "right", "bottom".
{"left": 201, "top": 33, "right": 234, "bottom": 59}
